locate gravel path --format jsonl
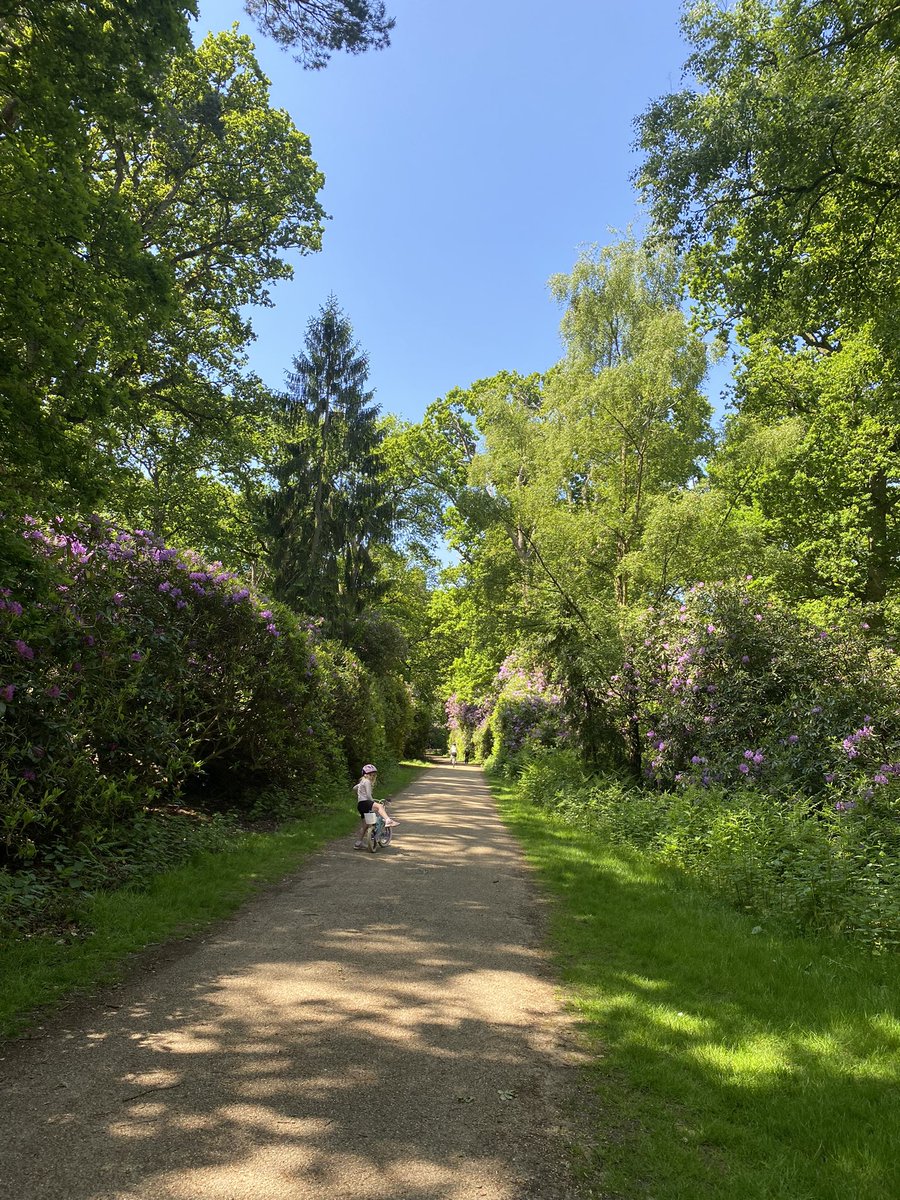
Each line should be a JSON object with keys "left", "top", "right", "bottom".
{"left": 0, "top": 763, "right": 596, "bottom": 1199}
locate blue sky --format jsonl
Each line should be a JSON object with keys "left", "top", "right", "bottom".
{"left": 194, "top": 1, "right": 730, "bottom": 421}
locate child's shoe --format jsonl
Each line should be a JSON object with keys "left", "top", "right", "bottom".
{"left": 353, "top": 840, "right": 366, "bottom": 849}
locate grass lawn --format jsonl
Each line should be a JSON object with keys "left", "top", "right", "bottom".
{"left": 0, "top": 760, "right": 427, "bottom": 1039}
{"left": 493, "top": 779, "right": 900, "bottom": 1200}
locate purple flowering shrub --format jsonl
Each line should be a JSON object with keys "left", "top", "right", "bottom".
{"left": 481, "top": 654, "right": 570, "bottom": 773}
{"left": 444, "top": 656, "right": 572, "bottom": 769}
{"left": 445, "top": 693, "right": 483, "bottom": 734}
{"left": 0, "top": 516, "right": 336, "bottom": 863}
{"left": 620, "top": 582, "right": 900, "bottom": 814}
{"left": 1, "top": 520, "right": 189, "bottom": 855}
{"left": 499, "top": 585, "right": 900, "bottom": 950}
{"left": 444, "top": 692, "right": 487, "bottom": 758}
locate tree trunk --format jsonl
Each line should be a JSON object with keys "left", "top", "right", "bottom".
{"left": 864, "top": 467, "right": 892, "bottom": 628}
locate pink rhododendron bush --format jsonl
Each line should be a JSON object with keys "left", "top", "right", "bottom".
{"left": 486, "top": 655, "right": 571, "bottom": 771}
{"left": 444, "top": 693, "right": 486, "bottom": 758}
{"left": 512, "top": 583, "right": 900, "bottom": 951}
{"left": 622, "top": 582, "right": 900, "bottom": 814}
{"left": 446, "top": 653, "right": 571, "bottom": 771}
{"left": 0, "top": 517, "right": 374, "bottom": 866}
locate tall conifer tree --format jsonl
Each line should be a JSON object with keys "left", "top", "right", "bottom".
{"left": 266, "top": 298, "right": 394, "bottom": 631}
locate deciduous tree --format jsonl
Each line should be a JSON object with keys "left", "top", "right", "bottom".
{"left": 0, "top": 0, "right": 195, "bottom": 504}
{"left": 636, "top": 0, "right": 900, "bottom": 353}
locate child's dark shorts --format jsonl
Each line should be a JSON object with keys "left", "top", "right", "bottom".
{"left": 357, "top": 798, "right": 374, "bottom": 816}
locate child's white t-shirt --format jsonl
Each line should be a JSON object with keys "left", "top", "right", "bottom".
{"left": 356, "top": 777, "right": 374, "bottom": 804}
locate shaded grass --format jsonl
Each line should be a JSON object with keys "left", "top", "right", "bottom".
{"left": 493, "top": 779, "right": 900, "bottom": 1200}
{"left": 0, "top": 760, "right": 427, "bottom": 1039}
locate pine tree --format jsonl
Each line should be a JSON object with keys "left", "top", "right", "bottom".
{"left": 244, "top": 1, "right": 394, "bottom": 69}
{"left": 266, "top": 298, "right": 394, "bottom": 631}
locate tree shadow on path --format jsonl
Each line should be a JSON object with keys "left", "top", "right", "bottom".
{"left": 0, "top": 766, "right": 593, "bottom": 1200}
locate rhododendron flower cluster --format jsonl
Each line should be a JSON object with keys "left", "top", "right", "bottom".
{"left": 0, "top": 515, "right": 336, "bottom": 865}
{"left": 445, "top": 693, "right": 487, "bottom": 734}
{"left": 447, "top": 653, "right": 571, "bottom": 766}
{"left": 614, "top": 583, "right": 900, "bottom": 812}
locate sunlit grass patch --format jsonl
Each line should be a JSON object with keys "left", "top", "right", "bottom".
{"left": 492, "top": 778, "right": 900, "bottom": 1200}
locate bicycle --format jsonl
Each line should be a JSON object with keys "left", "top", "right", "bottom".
{"left": 362, "top": 809, "right": 393, "bottom": 852}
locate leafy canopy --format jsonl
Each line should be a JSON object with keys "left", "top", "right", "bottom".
{"left": 636, "top": 0, "right": 900, "bottom": 355}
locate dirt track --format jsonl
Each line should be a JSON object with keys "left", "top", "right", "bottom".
{"left": 0, "top": 763, "right": 596, "bottom": 1199}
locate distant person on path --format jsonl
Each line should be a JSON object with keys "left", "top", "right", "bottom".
{"left": 464, "top": 744, "right": 472, "bottom": 764}
{"left": 449, "top": 744, "right": 457, "bottom": 766}
{"left": 353, "top": 764, "right": 397, "bottom": 849}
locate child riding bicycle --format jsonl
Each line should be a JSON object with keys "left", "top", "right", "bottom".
{"left": 353, "top": 764, "right": 398, "bottom": 849}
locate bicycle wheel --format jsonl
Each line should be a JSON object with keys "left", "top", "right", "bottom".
{"left": 377, "top": 825, "right": 392, "bottom": 847}
{"left": 366, "top": 824, "right": 378, "bottom": 852}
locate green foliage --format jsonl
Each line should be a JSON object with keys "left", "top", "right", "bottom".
{"left": 347, "top": 608, "right": 408, "bottom": 675}
{"left": 99, "top": 26, "right": 325, "bottom": 554}
{"left": 0, "top": 0, "right": 194, "bottom": 503}
{"left": 543, "top": 776, "right": 900, "bottom": 954}
{"left": 626, "top": 480, "right": 773, "bottom": 600}
{"left": 243, "top": 0, "right": 394, "bottom": 68}
{"left": 403, "top": 701, "right": 435, "bottom": 759}
{"left": 314, "top": 639, "right": 386, "bottom": 777}
{"left": 375, "top": 674, "right": 413, "bottom": 758}
{"left": 265, "top": 297, "right": 394, "bottom": 633}
{"left": 379, "top": 397, "right": 476, "bottom": 568}
{"left": 637, "top": 0, "right": 900, "bottom": 353}
{"left": 435, "top": 540, "right": 526, "bottom": 699}
{"left": 0, "top": 809, "right": 238, "bottom": 938}
{"left": 511, "top": 752, "right": 900, "bottom": 954}
{"left": 726, "top": 330, "right": 900, "bottom": 618}
{"left": 1, "top": 17, "right": 326, "bottom": 527}
{"left": 0, "top": 516, "right": 372, "bottom": 865}
{"left": 545, "top": 236, "right": 714, "bottom": 606}
{"left": 516, "top": 747, "right": 588, "bottom": 807}
{"left": 636, "top": 2, "right": 900, "bottom": 623}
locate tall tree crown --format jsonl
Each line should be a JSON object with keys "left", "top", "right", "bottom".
{"left": 267, "top": 298, "right": 394, "bottom": 629}
{"left": 243, "top": 0, "right": 394, "bottom": 67}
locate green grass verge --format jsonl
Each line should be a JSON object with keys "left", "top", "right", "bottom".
{"left": 0, "top": 760, "right": 427, "bottom": 1040}
{"left": 492, "top": 778, "right": 900, "bottom": 1200}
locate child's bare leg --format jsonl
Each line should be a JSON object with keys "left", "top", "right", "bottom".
{"left": 373, "top": 802, "right": 398, "bottom": 825}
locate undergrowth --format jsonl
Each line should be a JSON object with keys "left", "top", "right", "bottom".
{"left": 516, "top": 750, "right": 900, "bottom": 954}
{"left": 493, "top": 776, "right": 900, "bottom": 1200}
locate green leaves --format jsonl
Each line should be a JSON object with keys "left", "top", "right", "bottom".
{"left": 243, "top": 0, "right": 394, "bottom": 68}
{"left": 634, "top": 2, "right": 900, "bottom": 621}
{"left": 0, "top": 2, "right": 195, "bottom": 501}
{"left": 96, "top": 28, "right": 325, "bottom": 552}
{"left": 0, "top": 16, "right": 326, "bottom": 532}
{"left": 637, "top": 0, "right": 900, "bottom": 352}
{"left": 264, "top": 298, "right": 394, "bottom": 633}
